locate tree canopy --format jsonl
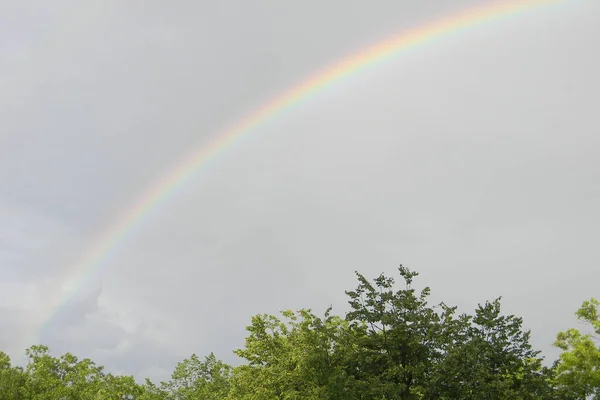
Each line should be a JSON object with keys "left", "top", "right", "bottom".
{"left": 1, "top": 265, "right": 597, "bottom": 399}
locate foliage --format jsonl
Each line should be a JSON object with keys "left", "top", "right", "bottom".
{"left": 0, "top": 351, "right": 25, "bottom": 399}
{"left": 428, "top": 298, "right": 554, "bottom": 399}
{"left": 343, "top": 266, "right": 555, "bottom": 399}
{"left": 228, "top": 308, "right": 355, "bottom": 399}
{"left": 0, "top": 265, "right": 595, "bottom": 399}
{"left": 162, "top": 352, "right": 231, "bottom": 399}
{"left": 553, "top": 298, "right": 600, "bottom": 399}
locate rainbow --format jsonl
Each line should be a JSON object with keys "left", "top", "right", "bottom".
{"left": 39, "top": 0, "right": 565, "bottom": 340}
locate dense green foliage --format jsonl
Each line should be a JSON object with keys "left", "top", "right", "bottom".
{"left": 1, "top": 266, "right": 598, "bottom": 399}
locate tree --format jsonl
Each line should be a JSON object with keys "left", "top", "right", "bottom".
{"left": 228, "top": 308, "right": 356, "bottom": 399}
{"left": 162, "top": 352, "right": 231, "bottom": 399}
{"left": 20, "top": 345, "right": 143, "bottom": 399}
{"left": 344, "top": 266, "right": 557, "bottom": 399}
{"left": 0, "top": 351, "right": 26, "bottom": 399}
{"left": 138, "top": 378, "right": 170, "bottom": 400}
{"left": 2, "top": 265, "right": 592, "bottom": 398}
{"left": 21, "top": 345, "right": 105, "bottom": 399}
{"left": 343, "top": 266, "right": 445, "bottom": 399}
{"left": 100, "top": 373, "right": 144, "bottom": 399}
{"left": 428, "top": 298, "right": 554, "bottom": 399}
{"left": 554, "top": 298, "right": 600, "bottom": 399}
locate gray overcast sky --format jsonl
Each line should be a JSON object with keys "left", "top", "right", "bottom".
{"left": 1, "top": 0, "right": 599, "bottom": 382}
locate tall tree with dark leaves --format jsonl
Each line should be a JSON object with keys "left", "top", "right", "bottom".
{"left": 427, "top": 298, "right": 555, "bottom": 399}
{"left": 344, "top": 266, "right": 449, "bottom": 399}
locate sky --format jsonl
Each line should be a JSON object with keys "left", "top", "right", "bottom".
{"left": 1, "top": 0, "right": 599, "bottom": 383}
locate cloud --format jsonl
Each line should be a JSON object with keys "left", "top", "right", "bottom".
{"left": 0, "top": 200, "right": 90, "bottom": 350}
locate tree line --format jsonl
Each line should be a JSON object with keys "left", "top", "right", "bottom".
{"left": 1, "top": 266, "right": 599, "bottom": 399}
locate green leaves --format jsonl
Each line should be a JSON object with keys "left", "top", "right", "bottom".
{"left": 229, "top": 308, "right": 354, "bottom": 399}
{"left": 0, "top": 345, "right": 144, "bottom": 399}
{"left": 163, "top": 352, "right": 232, "bottom": 399}
{"left": 0, "top": 351, "right": 25, "bottom": 399}
{"left": 343, "top": 266, "right": 555, "bottom": 399}
{"left": 343, "top": 266, "right": 441, "bottom": 399}
{"left": 0, "top": 266, "right": 594, "bottom": 399}
{"left": 429, "top": 298, "right": 551, "bottom": 399}
{"left": 21, "top": 345, "right": 107, "bottom": 399}
{"left": 553, "top": 298, "right": 600, "bottom": 399}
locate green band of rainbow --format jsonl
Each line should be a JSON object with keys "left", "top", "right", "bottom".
{"left": 38, "top": 0, "right": 564, "bottom": 341}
